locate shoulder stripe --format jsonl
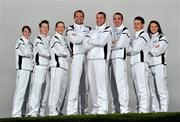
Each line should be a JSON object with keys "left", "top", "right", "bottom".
{"left": 51, "top": 41, "right": 61, "bottom": 48}
{"left": 159, "top": 39, "right": 168, "bottom": 44}
{"left": 37, "top": 36, "right": 42, "bottom": 41}
{"left": 139, "top": 36, "right": 147, "bottom": 43}
{"left": 35, "top": 42, "right": 43, "bottom": 46}
{"left": 139, "top": 31, "right": 145, "bottom": 36}
{"left": 16, "top": 43, "right": 24, "bottom": 49}
{"left": 122, "top": 33, "right": 130, "bottom": 38}
{"left": 122, "top": 27, "right": 128, "bottom": 32}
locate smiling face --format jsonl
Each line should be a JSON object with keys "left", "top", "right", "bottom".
{"left": 40, "top": 23, "right": 49, "bottom": 36}
{"left": 113, "top": 14, "right": 123, "bottom": 27}
{"left": 150, "top": 23, "right": 159, "bottom": 34}
{"left": 74, "top": 12, "right": 84, "bottom": 25}
{"left": 56, "top": 23, "right": 65, "bottom": 34}
{"left": 22, "top": 28, "right": 31, "bottom": 39}
{"left": 96, "top": 14, "right": 106, "bottom": 26}
{"left": 134, "top": 20, "right": 144, "bottom": 32}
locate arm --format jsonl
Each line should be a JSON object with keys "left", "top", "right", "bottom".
{"left": 51, "top": 39, "right": 70, "bottom": 57}
{"left": 83, "top": 35, "right": 94, "bottom": 52}
{"left": 127, "top": 36, "right": 147, "bottom": 56}
{"left": 149, "top": 40, "right": 168, "bottom": 56}
{"left": 66, "top": 26, "right": 84, "bottom": 44}
{"left": 16, "top": 41, "right": 32, "bottom": 57}
{"left": 89, "top": 31, "right": 111, "bottom": 47}
{"left": 116, "top": 31, "right": 130, "bottom": 48}
{"left": 34, "top": 38, "right": 50, "bottom": 58}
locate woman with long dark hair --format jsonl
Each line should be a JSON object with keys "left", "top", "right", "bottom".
{"left": 148, "top": 20, "right": 169, "bottom": 112}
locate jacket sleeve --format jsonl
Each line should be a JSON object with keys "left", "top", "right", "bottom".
{"left": 89, "top": 30, "right": 111, "bottom": 47}
{"left": 83, "top": 34, "right": 94, "bottom": 52}
{"left": 66, "top": 26, "right": 84, "bottom": 44}
{"left": 150, "top": 36, "right": 168, "bottom": 56}
{"left": 34, "top": 38, "right": 50, "bottom": 58}
{"left": 16, "top": 40, "right": 32, "bottom": 57}
{"left": 131, "top": 35, "right": 148, "bottom": 53}
{"left": 51, "top": 38, "right": 70, "bottom": 57}
{"left": 116, "top": 30, "right": 131, "bottom": 48}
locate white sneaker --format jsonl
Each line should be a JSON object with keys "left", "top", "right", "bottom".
{"left": 12, "top": 114, "right": 22, "bottom": 118}
{"left": 121, "top": 109, "right": 130, "bottom": 114}
{"left": 48, "top": 113, "right": 58, "bottom": 116}
{"left": 30, "top": 114, "right": 38, "bottom": 117}
{"left": 67, "top": 112, "right": 78, "bottom": 115}
{"left": 90, "top": 109, "right": 97, "bottom": 115}
{"left": 111, "top": 109, "right": 116, "bottom": 114}
{"left": 39, "top": 108, "right": 45, "bottom": 117}
{"left": 97, "top": 111, "right": 106, "bottom": 115}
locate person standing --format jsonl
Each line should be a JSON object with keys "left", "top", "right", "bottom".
{"left": 148, "top": 20, "right": 169, "bottom": 112}
{"left": 110, "top": 12, "right": 130, "bottom": 113}
{"left": 83, "top": 12, "right": 112, "bottom": 114}
{"left": 66, "top": 10, "right": 91, "bottom": 115}
{"left": 28, "top": 20, "right": 50, "bottom": 117}
{"left": 48, "top": 21, "right": 70, "bottom": 116}
{"left": 12, "top": 26, "right": 33, "bottom": 117}
{"left": 127, "top": 16, "right": 150, "bottom": 113}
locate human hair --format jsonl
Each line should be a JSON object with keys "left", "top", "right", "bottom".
{"left": 55, "top": 21, "right": 65, "bottom": 28}
{"left": 97, "top": 12, "right": 106, "bottom": 19}
{"left": 134, "top": 16, "right": 145, "bottom": 24}
{"left": 147, "top": 20, "right": 163, "bottom": 35}
{"left": 74, "top": 10, "right": 85, "bottom": 18}
{"left": 22, "top": 25, "right": 31, "bottom": 33}
{"left": 39, "top": 20, "right": 49, "bottom": 28}
{"left": 113, "top": 12, "right": 123, "bottom": 20}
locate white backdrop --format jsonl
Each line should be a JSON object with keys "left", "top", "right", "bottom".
{"left": 0, "top": 0, "right": 180, "bottom": 118}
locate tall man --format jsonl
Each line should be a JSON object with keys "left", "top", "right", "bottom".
{"left": 66, "top": 10, "right": 91, "bottom": 115}
{"left": 110, "top": 12, "right": 130, "bottom": 113}
{"left": 127, "top": 16, "right": 150, "bottom": 113}
{"left": 83, "top": 12, "right": 112, "bottom": 114}
{"left": 28, "top": 20, "right": 50, "bottom": 117}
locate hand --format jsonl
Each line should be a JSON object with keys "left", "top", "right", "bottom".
{"left": 155, "top": 44, "right": 160, "bottom": 48}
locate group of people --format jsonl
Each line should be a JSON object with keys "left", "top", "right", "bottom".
{"left": 12, "top": 10, "right": 169, "bottom": 117}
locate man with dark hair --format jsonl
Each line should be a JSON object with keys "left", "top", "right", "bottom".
{"left": 12, "top": 26, "right": 33, "bottom": 117}
{"left": 127, "top": 16, "right": 150, "bottom": 113}
{"left": 134, "top": 16, "right": 145, "bottom": 24}
{"left": 48, "top": 21, "right": 70, "bottom": 116}
{"left": 110, "top": 12, "right": 130, "bottom": 114}
{"left": 66, "top": 10, "right": 91, "bottom": 115}
{"left": 83, "top": 12, "right": 112, "bottom": 114}
{"left": 28, "top": 20, "right": 51, "bottom": 117}
{"left": 74, "top": 10, "right": 85, "bottom": 18}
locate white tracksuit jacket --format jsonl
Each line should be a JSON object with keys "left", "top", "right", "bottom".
{"left": 83, "top": 23, "right": 112, "bottom": 114}
{"left": 66, "top": 23, "right": 91, "bottom": 115}
{"left": 12, "top": 36, "right": 33, "bottom": 117}
{"left": 48, "top": 32, "right": 70, "bottom": 116}
{"left": 28, "top": 34, "right": 50, "bottom": 117}
{"left": 148, "top": 32, "right": 169, "bottom": 112}
{"left": 128, "top": 29, "right": 150, "bottom": 113}
{"left": 110, "top": 25, "right": 130, "bottom": 113}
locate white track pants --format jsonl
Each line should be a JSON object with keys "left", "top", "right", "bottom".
{"left": 88, "top": 59, "right": 108, "bottom": 114}
{"left": 110, "top": 59, "right": 129, "bottom": 113}
{"left": 132, "top": 62, "right": 150, "bottom": 113}
{"left": 28, "top": 65, "right": 49, "bottom": 116}
{"left": 67, "top": 54, "right": 86, "bottom": 115}
{"left": 149, "top": 64, "right": 168, "bottom": 112}
{"left": 48, "top": 67, "right": 67, "bottom": 116}
{"left": 12, "top": 70, "right": 31, "bottom": 117}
